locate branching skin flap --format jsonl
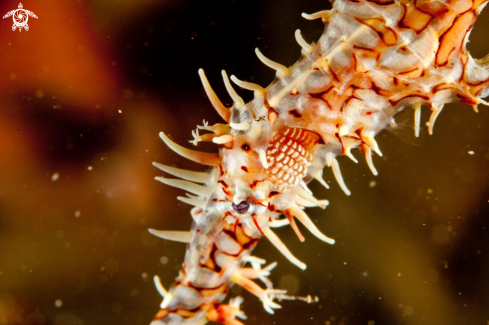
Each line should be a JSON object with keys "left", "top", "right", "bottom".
{"left": 150, "top": 0, "right": 489, "bottom": 324}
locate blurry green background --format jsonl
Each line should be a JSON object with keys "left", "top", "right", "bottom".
{"left": 0, "top": 0, "right": 488, "bottom": 324}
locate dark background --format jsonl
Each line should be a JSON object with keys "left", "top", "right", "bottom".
{"left": 0, "top": 0, "right": 488, "bottom": 324}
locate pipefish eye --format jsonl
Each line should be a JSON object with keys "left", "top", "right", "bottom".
{"left": 241, "top": 143, "right": 250, "bottom": 151}
{"left": 232, "top": 200, "right": 252, "bottom": 214}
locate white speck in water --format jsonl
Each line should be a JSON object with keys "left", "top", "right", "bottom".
{"left": 51, "top": 173, "right": 60, "bottom": 181}
{"left": 87, "top": 166, "right": 93, "bottom": 171}
{"left": 468, "top": 151, "right": 474, "bottom": 155}
{"left": 74, "top": 210, "right": 81, "bottom": 218}
{"left": 118, "top": 110, "right": 122, "bottom": 113}
{"left": 55, "top": 299, "right": 62, "bottom": 308}
{"left": 106, "top": 191, "right": 113, "bottom": 198}
{"left": 160, "top": 256, "right": 168, "bottom": 265}
{"left": 141, "top": 272, "right": 148, "bottom": 279}
{"left": 369, "top": 181, "right": 377, "bottom": 188}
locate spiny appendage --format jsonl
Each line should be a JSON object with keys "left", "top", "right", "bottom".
{"left": 149, "top": 0, "right": 489, "bottom": 323}
{"left": 318, "top": 0, "right": 489, "bottom": 140}
{"left": 152, "top": 125, "right": 335, "bottom": 324}
{"left": 232, "top": 255, "right": 318, "bottom": 314}
{"left": 148, "top": 212, "right": 318, "bottom": 324}
{"left": 292, "top": 0, "right": 489, "bottom": 177}
{"left": 149, "top": 219, "right": 258, "bottom": 324}
{"left": 195, "top": 0, "right": 489, "bottom": 181}
{"left": 154, "top": 127, "right": 335, "bottom": 269}
{"left": 151, "top": 273, "right": 245, "bottom": 325}
{"left": 193, "top": 24, "right": 381, "bottom": 191}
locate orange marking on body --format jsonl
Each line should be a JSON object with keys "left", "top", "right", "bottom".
{"left": 311, "top": 85, "right": 359, "bottom": 112}
{"left": 173, "top": 306, "right": 204, "bottom": 319}
{"left": 268, "top": 191, "right": 281, "bottom": 198}
{"left": 222, "top": 211, "right": 233, "bottom": 221}
{"left": 222, "top": 187, "right": 231, "bottom": 197}
{"left": 223, "top": 222, "right": 259, "bottom": 251}
{"left": 154, "top": 309, "right": 170, "bottom": 320}
{"left": 288, "top": 109, "right": 303, "bottom": 118}
{"left": 355, "top": 17, "right": 397, "bottom": 46}
{"left": 207, "top": 302, "right": 245, "bottom": 325}
{"left": 267, "top": 202, "right": 276, "bottom": 212}
{"left": 397, "top": 67, "right": 422, "bottom": 79}
{"left": 309, "top": 86, "right": 334, "bottom": 110}
{"left": 397, "top": 2, "right": 434, "bottom": 34}
{"left": 345, "top": 95, "right": 363, "bottom": 108}
{"left": 362, "top": 0, "right": 395, "bottom": 5}
{"left": 198, "top": 243, "right": 223, "bottom": 273}
{"left": 416, "top": 0, "right": 450, "bottom": 16}
{"left": 436, "top": 10, "right": 476, "bottom": 67}
{"left": 389, "top": 91, "right": 430, "bottom": 106}
{"left": 154, "top": 305, "right": 203, "bottom": 321}
{"left": 335, "top": 132, "right": 346, "bottom": 155}
{"left": 264, "top": 97, "right": 279, "bottom": 124}
{"left": 250, "top": 179, "right": 264, "bottom": 189}
{"left": 353, "top": 45, "right": 380, "bottom": 61}
{"left": 188, "top": 282, "right": 226, "bottom": 297}
{"left": 218, "top": 180, "right": 229, "bottom": 188}
{"left": 251, "top": 214, "right": 264, "bottom": 235}
{"left": 328, "top": 64, "right": 340, "bottom": 82}
{"left": 371, "top": 82, "right": 392, "bottom": 97}
{"left": 432, "top": 83, "right": 456, "bottom": 93}
{"left": 456, "top": 92, "right": 478, "bottom": 105}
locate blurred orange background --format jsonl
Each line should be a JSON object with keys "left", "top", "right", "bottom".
{"left": 0, "top": 1, "right": 488, "bottom": 324}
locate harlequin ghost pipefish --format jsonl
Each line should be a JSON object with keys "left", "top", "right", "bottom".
{"left": 148, "top": 0, "right": 489, "bottom": 324}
